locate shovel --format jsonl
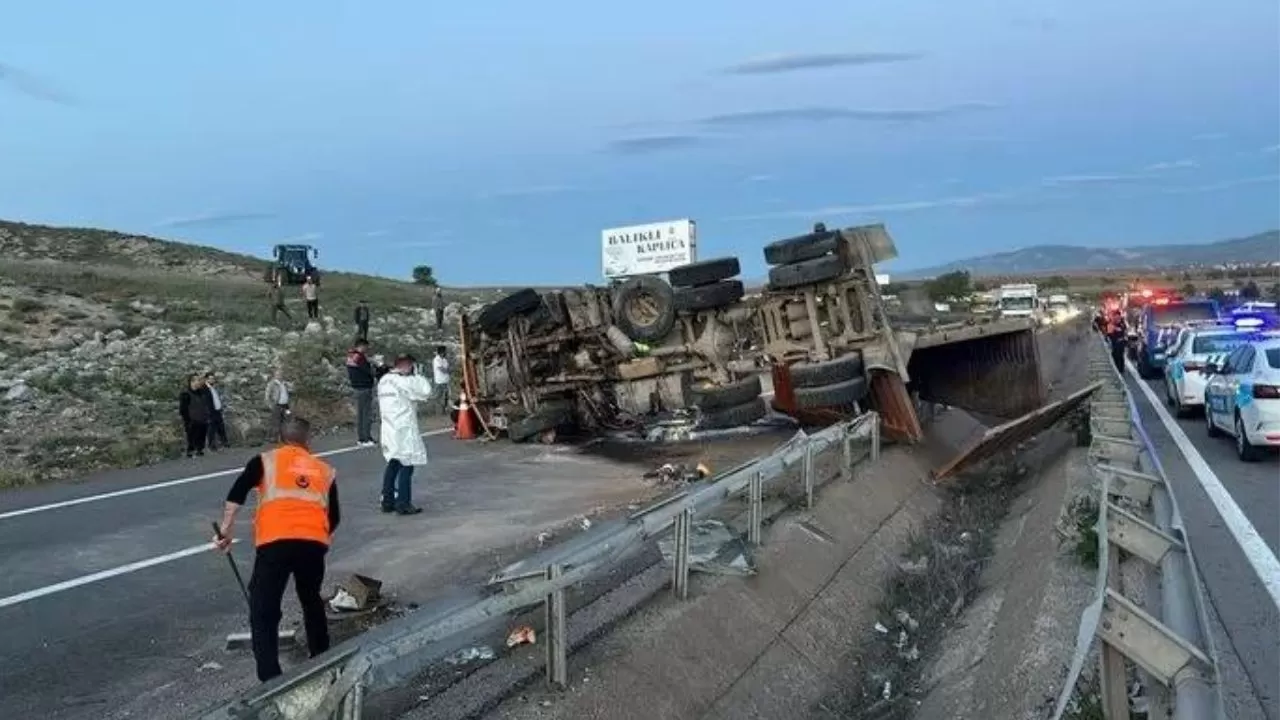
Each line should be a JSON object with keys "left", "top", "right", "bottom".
{"left": 212, "top": 522, "right": 298, "bottom": 651}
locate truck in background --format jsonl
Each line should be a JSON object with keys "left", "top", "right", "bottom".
{"left": 1046, "top": 293, "right": 1076, "bottom": 323}
{"left": 997, "top": 283, "right": 1041, "bottom": 322}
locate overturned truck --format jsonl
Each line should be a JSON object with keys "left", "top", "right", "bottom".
{"left": 460, "top": 223, "right": 1044, "bottom": 443}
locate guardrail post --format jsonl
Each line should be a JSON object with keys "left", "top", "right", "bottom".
{"left": 841, "top": 428, "right": 854, "bottom": 481}
{"left": 870, "top": 415, "right": 881, "bottom": 461}
{"left": 748, "top": 470, "right": 763, "bottom": 545}
{"left": 1100, "top": 544, "right": 1131, "bottom": 720}
{"left": 545, "top": 563, "right": 567, "bottom": 689}
{"left": 340, "top": 682, "right": 365, "bottom": 720}
{"left": 672, "top": 508, "right": 692, "bottom": 600}
{"left": 803, "top": 442, "right": 815, "bottom": 509}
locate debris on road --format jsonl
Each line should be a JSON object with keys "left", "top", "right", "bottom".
{"left": 328, "top": 573, "right": 383, "bottom": 613}
{"left": 445, "top": 646, "right": 496, "bottom": 665}
{"left": 657, "top": 519, "right": 756, "bottom": 576}
{"left": 643, "top": 461, "right": 711, "bottom": 486}
{"left": 873, "top": 622, "right": 889, "bottom": 635}
{"left": 897, "top": 555, "right": 930, "bottom": 575}
{"left": 507, "top": 625, "right": 536, "bottom": 648}
{"left": 197, "top": 661, "right": 223, "bottom": 673}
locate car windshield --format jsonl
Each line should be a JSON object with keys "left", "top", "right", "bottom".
{"left": 1151, "top": 303, "right": 1215, "bottom": 325}
{"left": 1267, "top": 348, "right": 1280, "bottom": 369}
{"left": 1001, "top": 296, "right": 1035, "bottom": 310}
{"left": 1191, "top": 333, "right": 1250, "bottom": 355}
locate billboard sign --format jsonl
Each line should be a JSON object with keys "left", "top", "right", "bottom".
{"left": 602, "top": 219, "right": 697, "bottom": 278}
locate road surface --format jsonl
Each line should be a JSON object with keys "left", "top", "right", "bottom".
{"left": 0, "top": 424, "right": 670, "bottom": 720}
{"left": 1127, "top": 364, "right": 1280, "bottom": 719}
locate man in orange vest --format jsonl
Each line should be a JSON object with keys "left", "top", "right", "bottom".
{"left": 212, "top": 415, "right": 341, "bottom": 682}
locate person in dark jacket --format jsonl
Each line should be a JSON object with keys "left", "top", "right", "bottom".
{"left": 1105, "top": 310, "right": 1128, "bottom": 373}
{"left": 354, "top": 301, "right": 370, "bottom": 342}
{"left": 179, "top": 373, "right": 214, "bottom": 458}
{"left": 346, "top": 339, "right": 382, "bottom": 446}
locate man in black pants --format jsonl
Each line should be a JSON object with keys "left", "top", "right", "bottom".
{"left": 353, "top": 300, "right": 371, "bottom": 342}
{"left": 179, "top": 373, "right": 212, "bottom": 458}
{"left": 1105, "top": 310, "right": 1128, "bottom": 373}
{"left": 205, "top": 371, "right": 230, "bottom": 450}
{"left": 213, "top": 416, "right": 341, "bottom": 682}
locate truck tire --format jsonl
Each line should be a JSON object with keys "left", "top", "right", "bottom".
{"left": 789, "top": 355, "right": 864, "bottom": 389}
{"left": 508, "top": 406, "right": 572, "bottom": 443}
{"left": 794, "top": 377, "right": 868, "bottom": 409}
{"left": 479, "top": 288, "right": 542, "bottom": 333}
{"left": 674, "top": 280, "right": 744, "bottom": 312}
{"left": 763, "top": 224, "right": 838, "bottom": 265}
{"left": 767, "top": 254, "right": 845, "bottom": 290}
{"left": 700, "top": 397, "right": 767, "bottom": 430}
{"left": 613, "top": 276, "right": 677, "bottom": 343}
{"left": 669, "top": 257, "right": 740, "bottom": 288}
{"left": 691, "top": 375, "right": 762, "bottom": 412}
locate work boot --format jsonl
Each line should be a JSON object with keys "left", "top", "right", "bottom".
{"left": 395, "top": 505, "right": 423, "bottom": 516}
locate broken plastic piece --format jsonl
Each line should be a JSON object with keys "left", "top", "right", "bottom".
{"left": 445, "top": 646, "right": 496, "bottom": 665}
{"left": 874, "top": 622, "right": 889, "bottom": 634}
{"left": 330, "top": 588, "right": 360, "bottom": 612}
{"left": 507, "top": 625, "right": 537, "bottom": 648}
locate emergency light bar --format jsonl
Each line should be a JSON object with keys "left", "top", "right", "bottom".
{"left": 1235, "top": 317, "right": 1265, "bottom": 331}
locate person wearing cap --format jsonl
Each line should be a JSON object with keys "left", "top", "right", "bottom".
{"left": 375, "top": 354, "right": 434, "bottom": 515}
{"left": 212, "top": 415, "right": 340, "bottom": 682}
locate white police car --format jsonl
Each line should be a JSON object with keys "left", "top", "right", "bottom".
{"left": 1204, "top": 334, "right": 1280, "bottom": 461}
{"left": 1164, "top": 324, "right": 1254, "bottom": 417}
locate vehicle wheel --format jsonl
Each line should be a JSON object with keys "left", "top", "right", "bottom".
{"left": 668, "top": 257, "right": 740, "bottom": 288}
{"left": 794, "top": 376, "right": 869, "bottom": 409}
{"left": 674, "top": 280, "right": 744, "bottom": 312}
{"left": 767, "top": 254, "right": 845, "bottom": 290}
{"left": 479, "top": 288, "right": 542, "bottom": 333}
{"left": 700, "top": 397, "right": 767, "bottom": 430}
{"left": 691, "top": 375, "right": 762, "bottom": 412}
{"left": 508, "top": 406, "right": 572, "bottom": 443}
{"left": 612, "top": 275, "right": 677, "bottom": 342}
{"left": 789, "top": 354, "right": 864, "bottom": 389}
{"left": 763, "top": 224, "right": 838, "bottom": 265}
{"left": 1235, "top": 414, "right": 1262, "bottom": 462}
{"left": 1205, "top": 401, "right": 1223, "bottom": 437}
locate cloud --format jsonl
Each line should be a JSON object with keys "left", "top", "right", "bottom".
{"left": 606, "top": 134, "right": 712, "bottom": 154}
{"left": 156, "top": 211, "right": 275, "bottom": 229}
{"left": 1159, "top": 174, "right": 1280, "bottom": 194}
{"left": 391, "top": 240, "right": 453, "bottom": 249}
{"left": 727, "top": 191, "right": 1016, "bottom": 222}
{"left": 480, "top": 184, "right": 575, "bottom": 199}
{"left": 699, "top": 103, "right": 996, "bottom": 127}
{"left": 363, "top": 230, "right": 390, "bottom": 238}
{"left": 722, "top": 52, "right": 922, "bottom": 75}
{"left": 1039, "top": 173, "right": 1153, "bottom": 187}
{"left": 1143, "top": 159, "right": 1198, "bottom": 171}
{"left": 743, "top": 174, "right": 774, "bottom": 183}
{"left": 1262, "top": 144, "right": 1280, "bottom": 154}
{"left": 0, "top": 61, "right": 75, "bottom": 106}
{"left": 275, "top": 232, "right": 323, "bottom": 243}
{"left": 1192, "top": 132, "right": 1228, "bottom": 142}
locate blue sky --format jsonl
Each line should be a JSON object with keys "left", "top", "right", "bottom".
{"left": 1, "top": 0, "right": 1277, "bottom": 285}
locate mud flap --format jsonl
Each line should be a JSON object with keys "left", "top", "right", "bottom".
{"left": 907, "top": 325, "right": 1045, "bottom": 420}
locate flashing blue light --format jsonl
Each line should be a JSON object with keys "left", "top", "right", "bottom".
{"left": 1236, "top": 317, "right": 1264, "bottom": 330}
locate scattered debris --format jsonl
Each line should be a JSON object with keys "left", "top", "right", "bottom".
{"left": 874, "top": 622, "right": 889, "bottom": 635}
{"left": 643, "top": 462, "right": 710, "bottom": 486}
{"left": 445, "top": 646, "right": 496, "bottom": 665}
{"left": 329, "top": 574, "right": 383, "bottom": 613}
{"left": 197, "top": 661, "right": 223, "bottom": 672}
{"left": 656, "top": 519, "right": 756, "bottom": 576}
{"left": 893, "top": 608, "right": 919, "bottom": 632}
{"left": 577, "top": 517, "right": 592, "bottom": 531}
{"left": 898, "top": 556, "right": 930, "bottom": 575}
{"left": 536, "top": 531, "right": 553, "bottom": 547}
{"left": 507, "top": 625, "right": 536, "bottom": 648}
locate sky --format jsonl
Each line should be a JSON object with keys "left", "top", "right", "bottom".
{"left": 1, "top": 0, "right": 1278, "bottom": 285}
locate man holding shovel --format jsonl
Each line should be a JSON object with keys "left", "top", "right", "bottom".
{"left": 212, "top": 415, "right": 341, "bottom": 682}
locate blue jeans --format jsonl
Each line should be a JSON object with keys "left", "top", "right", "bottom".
{"left": 381, "top": 459, "right": 414, "bottom": 510}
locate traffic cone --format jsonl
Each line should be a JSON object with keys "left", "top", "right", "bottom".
{"left": 454, "top": 392, "right": 477, "bottom": 440}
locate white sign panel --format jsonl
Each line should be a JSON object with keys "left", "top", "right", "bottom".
{"left": 602, "top": 219, "right": 697, "bottom": 278}
{"left": 875, "top": 273, "right": 890, "bottom": 286}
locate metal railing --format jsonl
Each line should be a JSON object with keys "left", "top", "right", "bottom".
{"left": 200, "top": 412, "right": 882, "bottom": 720}
{"left": 1051, "top": 335, "right": 1224, "bottom": 719}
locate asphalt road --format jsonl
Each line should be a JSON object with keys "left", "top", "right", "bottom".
{"left": 1128, "top": 367, "right": 1280, "bottom": 719}
{"left": 0, "top": 423, "right": 671, "bottom": 720}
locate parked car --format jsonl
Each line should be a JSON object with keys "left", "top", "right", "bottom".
{"left": 1163, "top": 324, "right": 1253, "bottom": 417}
{"left": 1204, "top": 336, "right": 1280, "bottom": 461}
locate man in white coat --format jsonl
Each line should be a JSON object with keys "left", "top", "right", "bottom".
{"left": 376, "top": 354, "right": 433, "bottom": 515}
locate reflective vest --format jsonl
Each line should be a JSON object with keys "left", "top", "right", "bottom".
{"left": 254, "top": 445, "right": 336, "bottom": 547}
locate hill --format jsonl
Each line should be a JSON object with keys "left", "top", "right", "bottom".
{"left": 0, "top": 220, "right": 505, "bottom": 487}
{"left": 900, "top": 229, "right": 1279, "bottom": 279}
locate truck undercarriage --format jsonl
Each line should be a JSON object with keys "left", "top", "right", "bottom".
{"left": 461, "top": 223, "right": 1044, "bottom": 443}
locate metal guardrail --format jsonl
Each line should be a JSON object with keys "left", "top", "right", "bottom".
{"left": 1051, "top": 335, "right": 1224, "bottom": 719}
{"left": 200, "top": 412, "right": 882, "bottom": 720}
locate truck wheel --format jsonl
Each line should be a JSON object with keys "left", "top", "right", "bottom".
{"left": 674, "top": 280, "right": 744, "bottom": 312}
{"left": 613, "top": 276, "right": 677, "bottom": 342}
{"left": 763, "top": 224, "right": 838, "bottom": 265}
{"left": 508, "top": 406, "right": 572, "bottom": 443}
{"left": 479, "top": 288, "right": 542, "bottom": 333}
{"left": 767, "top": 254, "right": 845, "bottom": 290}
{"left": 691, "top": 375, "right": 762, "bottom": 412}
{"left": 669, "top": 257, "right": 740, "bottom": 288}
{"left": 789, "top": 355, "right": 864, "bottom": 389}
{"left": 794, "top": 377, "right": 868, "bottom": 409}
{"left": 700, "top": 397, "right": 767, "bottom": 429}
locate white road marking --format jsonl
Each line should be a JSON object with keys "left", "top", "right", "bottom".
{"left": 0, "top": 540, "right": 239, "bottom": 610}
{"left": 1126, "top": 361, "right": 1280, "bottom": 611}
{"left": 0, "top": 428, "right": 454, "bottom": 522}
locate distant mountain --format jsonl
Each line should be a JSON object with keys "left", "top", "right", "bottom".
{"left": 899, "top": 230, "right": 1279, "bottom": 279}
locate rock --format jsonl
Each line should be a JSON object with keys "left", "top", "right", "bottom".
{"left": 5, "top": 383, "right": 30, "bottom": 402}
{"left": 104, "top": 340, "right": 129, "bottom": 355}
{"left": 105, "top": 328, "right": 127, "bottom": 341}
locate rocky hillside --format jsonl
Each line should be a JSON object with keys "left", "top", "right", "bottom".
{"left": 0, "top": 220, "right": 501, "bottom": 487}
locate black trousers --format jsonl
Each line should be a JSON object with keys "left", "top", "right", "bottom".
{"left": 185, "top": 420, "right": 208, "bottom": 455}
{"left": 1110, "top": 340, "right": 1126, "bottom": 372}
{"left": 306, "top": 300, "right": 320, "bottom": 319}
{"left": 249, "top": 540, "right": 330, "bottom": 682}
{"left": 208, "top": 410, "right": 229, "bottom": 449}
{"left": 356, "top": 321, "right": 368, "bottom": 342}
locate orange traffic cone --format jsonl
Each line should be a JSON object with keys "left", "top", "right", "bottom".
{"left": 454, "top": 392, "right": 477, "bottom": 440}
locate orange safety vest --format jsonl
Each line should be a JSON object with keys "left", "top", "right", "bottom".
{"left": 254, "top": 445, "right": 336, "bottom": 547}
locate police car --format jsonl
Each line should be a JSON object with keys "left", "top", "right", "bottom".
{"left": 1204, "top": 331, "right": 1280, "bottom": 461}
{"left": 1163, "top": 323, "right": 1254, "bottom": 417}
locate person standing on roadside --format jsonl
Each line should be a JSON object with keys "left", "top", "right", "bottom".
{"left": 433, "top": 288, "right": 445, "bottom": 330}
{"left": 1105, "top": 309, "right": 1128, "bottom": 373}
{"left": 269, "top": 280, "right": 292, "bottom": 326}
{"left": 179, "top": 373, "right": 213, "bottom": 458}
{"left": 302, "top": 277, "right": 320, "bottom": 321}
{"left": 346, "top": 339, "right": 380, "bottom": 446}
{"left": 264, "top": 368, "right": 292, "bottom": 441}
{"left": 376, "top": 354, "right": 433, "bottom": 515}
{"left": 212, "top": 415, "right": 339, "bottom": 682}
{"left": 205, "top": 371, "right": 230, "bottom": 451}
{"left": 353, "top": 300, "right": 371, "bottom": 342}
{"left": 431, "top": 345, "right": 451, "bottom": 415}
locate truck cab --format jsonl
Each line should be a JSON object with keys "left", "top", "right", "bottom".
{"left": 997, "top": 284, "right": 1041, "bottom": 322}
{"left": 1135, "top": 297, "right": 1220, "bottom": 378}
